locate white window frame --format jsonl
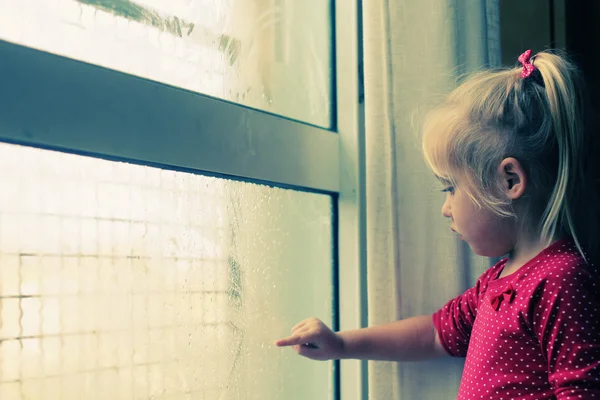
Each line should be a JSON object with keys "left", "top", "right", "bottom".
{"left": 0, "top": 1, "right": 367, "bottom": 399}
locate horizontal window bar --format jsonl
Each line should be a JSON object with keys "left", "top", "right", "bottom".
{"left": 0, "top": 40, "right": 340, "bottom": 193}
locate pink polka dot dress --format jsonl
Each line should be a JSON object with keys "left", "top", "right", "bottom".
{"left": 433, "top": 239, "right": 600, "bottom": 399}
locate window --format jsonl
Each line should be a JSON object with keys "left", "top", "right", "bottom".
{"left": 0, "top": 1, "right": 364, "bottom": 399}
{"left": 0, "top": 143, "right": 333, "bottom": 399}
{"left": 0, "top": 0, "right": 333, "bottom": 127}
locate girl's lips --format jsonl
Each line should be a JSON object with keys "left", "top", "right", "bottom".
{"left": 451, "top": 228, "right": 463, "bottom": 240}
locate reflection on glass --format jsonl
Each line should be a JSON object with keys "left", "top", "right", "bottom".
{"left": 0, "top": 0, "right": 333, "bottom": 127}
{"left": 0, "top": 142, "right": 334, "bottom": 399}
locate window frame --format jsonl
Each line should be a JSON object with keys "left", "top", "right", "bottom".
{"left": 0, "top": 40, "right": 339, "bottom": 193}
{"left": 0, "top": 1, "right": 367, "bottom": 399}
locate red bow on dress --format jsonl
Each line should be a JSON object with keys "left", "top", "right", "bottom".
{"left": 490, "top": 283, "right": 515, "bottom": 311}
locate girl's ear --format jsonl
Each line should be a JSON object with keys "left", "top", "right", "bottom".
{"left": 499, "top": 157, "right": 527, "bottom": 200}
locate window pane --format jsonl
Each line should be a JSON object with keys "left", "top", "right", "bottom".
{"left": 0, "top": 0, "right": 333, "bottom": 128}
{"left": 0, "top": 142, "right": 334, "bottom": 400}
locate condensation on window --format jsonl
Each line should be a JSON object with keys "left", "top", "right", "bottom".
{"left": 0, "top": 142, "right": 334, "bottom": 399}
{"left": 0, "top": 0, "right": 332, "bottom": 127}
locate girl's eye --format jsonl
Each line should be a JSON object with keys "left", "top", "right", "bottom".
{"left": 441, "top": 186, "right": 455, "bottom": 195}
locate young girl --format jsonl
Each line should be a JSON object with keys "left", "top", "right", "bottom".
{"left": 276, "top": 50, "right": 600, "bottom": 399}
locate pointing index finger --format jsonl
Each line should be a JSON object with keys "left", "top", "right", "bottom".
{"left": 275, "top": 335, "right": 306, "bottom": 347}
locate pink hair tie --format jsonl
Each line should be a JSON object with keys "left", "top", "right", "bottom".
{"left": 518, "top": 49, "right": 536, "bottom": 78}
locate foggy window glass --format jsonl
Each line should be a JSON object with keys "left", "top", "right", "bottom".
{"left": 0, "top": 142, "right": 334, "bottom": 399}
{"left": 0, "top": 0, "right": 333, "bottom": 127}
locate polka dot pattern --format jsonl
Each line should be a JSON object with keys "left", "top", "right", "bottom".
{"left": 433, "top": 239, "right": 600, "bottom": 399}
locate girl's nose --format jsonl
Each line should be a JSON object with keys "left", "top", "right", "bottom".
{"left": 441, "top": 197, "right": 452, "bottom": 218}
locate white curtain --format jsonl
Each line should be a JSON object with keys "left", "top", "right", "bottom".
{"left": 363, "top": 1, "right": 501, "bottom": 399}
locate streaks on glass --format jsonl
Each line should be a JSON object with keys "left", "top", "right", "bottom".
{"left": 219, "top": 183, "right": 335, "bottom": 399}
{"left": 0, "top": 142, "right": 333, "bottom": 399}
{"left": 75, "top": 0, "right": 197, "bottom": 38}
{"left": 0, "top": 0, "right": 332, "bottom": 126}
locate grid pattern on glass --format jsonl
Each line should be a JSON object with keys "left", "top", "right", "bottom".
{"left": 0, "top": 142, "right": 334, "bottom": 400}
{"left": 0, "top": 0, "right": 333, "bottom": 127}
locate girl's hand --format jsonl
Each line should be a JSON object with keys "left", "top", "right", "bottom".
{"left": 275, "top": 318, "right": 344, "bottom": 361}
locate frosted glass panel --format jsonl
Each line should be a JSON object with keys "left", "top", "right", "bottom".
{"left": 0, "top": 0, "right": 333, "bottom": 127}
{"left": 0, "top": 143, "right": 334, "bottom": 400}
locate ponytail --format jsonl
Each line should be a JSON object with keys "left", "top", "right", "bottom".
{"left": 532, "top": 52, "right": 590, "bottom": 260}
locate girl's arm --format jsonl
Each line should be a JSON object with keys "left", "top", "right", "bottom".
{"left": 275, "top": 315, "right": 449, "bottom": 361}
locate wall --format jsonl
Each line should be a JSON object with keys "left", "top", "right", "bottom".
{"left": 500, "top": 0, "right": 566, "bottom": 65}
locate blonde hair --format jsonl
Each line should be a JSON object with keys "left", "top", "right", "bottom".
{"left": 422, "top": 50, "right": 596, "bottom": 261}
